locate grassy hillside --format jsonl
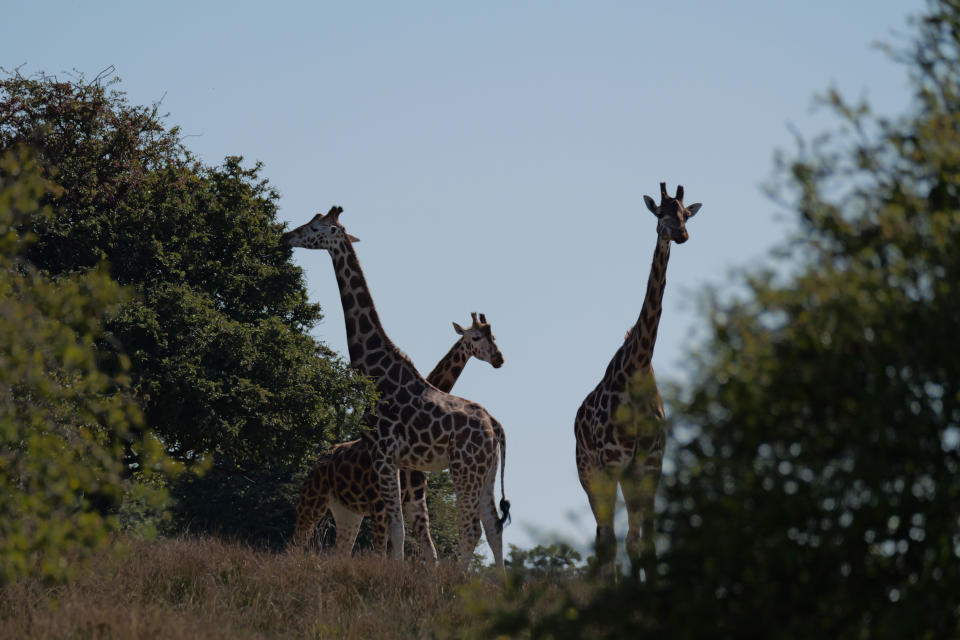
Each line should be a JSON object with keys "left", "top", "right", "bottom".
{"left": 0, "top": 536, "right": 573, "bottom": 640}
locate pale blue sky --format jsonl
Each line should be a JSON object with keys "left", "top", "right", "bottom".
{"left": 5, "top": 1, "right": 924, "bottom": 557}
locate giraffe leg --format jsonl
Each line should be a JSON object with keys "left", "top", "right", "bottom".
{"left": 370, "top": 505, "right": 388, "bottom": 556}
{"left": 579, "top": 460, "right": 619, "bottom": 576}
{"left": 329, "top": 502, "right": 363, "bottom": 557}
{"left": 451, "top": 466, "right": 483, "bottom": 570}
{"left": 478, "top": 462, "right": 505, "bottom": 570}
{"left": 622, "top": 438, "right": 664, "bottom": 581}
{"left": 373, "top": 456, "right": 404, "bottom": 560}
{"left": 403, "top": 473, "right": 438, "bottom": 562}
{"left": 291, "top": 470, "right": 329, "bottom": 550}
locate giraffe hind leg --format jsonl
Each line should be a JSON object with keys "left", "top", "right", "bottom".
{"left": 478, "top": 463, "right": 505, "bottom": 569}
{"left": 451, "top": 466, "right": 483, "bottom": 570}
{"left": 329, "top": 502, "right": 364, "bottom": 557}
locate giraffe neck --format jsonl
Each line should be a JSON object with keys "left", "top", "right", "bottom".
{"left": 328, "top": 239, "right": 423, "bottom": 386}
{"left": 604, "top": 235, "right": 672, "bottom": 384}
{"left": 425, "top": 338, "right": 471, "bottom": 393}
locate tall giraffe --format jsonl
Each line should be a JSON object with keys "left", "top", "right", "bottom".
{"left": 575, "top": 182, "right": 703, "bottom": 578}
{"left": 282, "top": 208, "right": 510, "bottom": 568}
{"left": 291, "top": 313, "right": 504, "bottom": 561}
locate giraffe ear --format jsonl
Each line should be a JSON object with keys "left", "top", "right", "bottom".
{"left": 643, "top": 195, "right": 660, "bottom": 217}
{"left": 346, "top": 234, "right": 361, "bottom": 242}
{"left": 453, "top": 322, "right": 466, "bottom": 335}
{"left": 686, "top": 203, "right": 703, "bottom": 218}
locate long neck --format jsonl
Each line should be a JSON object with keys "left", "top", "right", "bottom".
{"left": 425, "top": 338, "right": 471, "bottom": 393}
{"left": 603, "top": 235, "right": 671, "bottom": 383}
{"left": 328, "top": 240, "right": 424, "bottom": 386}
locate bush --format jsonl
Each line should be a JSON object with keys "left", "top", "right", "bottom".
{"left": 0, "top": 148, "right": 172, "bottom": 583}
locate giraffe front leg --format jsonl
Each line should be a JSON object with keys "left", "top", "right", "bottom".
{"left": 578, "top": 456, "right": 619, "bottom": 577}
{"left": 373, "top": 457, "right": 404, "bottom": 561}
{"left": 622, "top": 441, "right": 664, "bottom": 581}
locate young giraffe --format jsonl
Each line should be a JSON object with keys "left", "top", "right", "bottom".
{"left": 282, "top": 207, "right": 511, "bottom": 568}
{"left": 291, "top": 313, "right": 504, "bottom": 560}
{"left": 575, "top": 183, "right": 703, "bottom": 578}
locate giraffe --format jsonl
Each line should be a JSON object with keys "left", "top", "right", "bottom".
{"left": 575, "top": 182, "right": 703, "bottom": 579}
{"left": 291, "top": 312, "right": 504, "bottom": 561}
{"left": 282, "top": 207, "right": 511, "bottom": 568}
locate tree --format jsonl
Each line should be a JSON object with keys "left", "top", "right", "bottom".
{"left": 507, "top": 543, "right": 582, "bottom": 575}
{"left": 0, "top": 72, "right": 374, "bottom": 544}
{"left": 0, "top": 147, "right": 172, "bottom": 583}
{"left": 486, "top": 1, "right": 960, "bottom": 637}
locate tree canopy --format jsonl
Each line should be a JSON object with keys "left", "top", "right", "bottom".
{"left": 0, "top": 72, "right": 372, "bottom": 470}
{"left": 0, "top": 71, "right": 374, "bottom": 545}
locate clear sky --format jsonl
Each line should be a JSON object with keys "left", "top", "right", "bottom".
{"left": 5, "top": 1, "right": 925, "bottom": 557}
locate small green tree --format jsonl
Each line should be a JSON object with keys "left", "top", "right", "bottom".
{"left": 0, "top": 148, "right": 172, "bottom": 583}
{"left": 508, "top": 543, "right": 582, "bottom": 575}
{"left": 0, "top": 72, "right": 374, "bottom": 544}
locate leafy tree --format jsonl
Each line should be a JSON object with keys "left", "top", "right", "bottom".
{"left": 507, "top": 543, "right": 582, "bottom": 575}
{"left": 486, "top": 1, "right": 960, "bottom": 637}
{"left": 0, "top": 72, "right": 374, "bottom": 543}
{"left": 0, "top": 147, "right": 173, "bottom": 583}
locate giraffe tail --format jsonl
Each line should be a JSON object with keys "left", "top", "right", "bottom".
{"left": 495, "top": 421, "right": 511, "bottom": 532}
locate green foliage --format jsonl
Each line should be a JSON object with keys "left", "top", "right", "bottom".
{"left": 487, "top": 2, "right": 960, "bottom": 637}
{"left": 0, "top": 71, "right": 374, "bottom": 543}
{"left": 168, "top": 466, "right": 307, "bottom": 549}
{"left": 0, "top": 148, "right": 173, "bottom": 584}
{"left": 422, "top": 471, "right": 462, "bottom": 559}
{"left": 508, "top": 543, "right": 582, "bottom": 575}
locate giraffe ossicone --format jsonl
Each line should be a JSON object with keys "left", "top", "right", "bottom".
{"left": 575, "top": 183, "right": 703, "bottom": 579}
{"left": 291, "top": 312, "right": 505, "bottom": 560}
{"left": 284, "top": 207, "right": 511, "bottom": 569}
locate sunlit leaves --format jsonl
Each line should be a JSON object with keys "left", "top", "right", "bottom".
{"left": 0, "top": 149, "right": 170, "bottom": 584}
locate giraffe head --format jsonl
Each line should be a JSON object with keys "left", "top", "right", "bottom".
{"left": 282, "top": 206, "right": 360, "bottom": 250}
{"left": 453, "top": 312, "right": 504, "bottom": 369}
{"left": 642, "top": 182, "right": 703, "bottom": 244}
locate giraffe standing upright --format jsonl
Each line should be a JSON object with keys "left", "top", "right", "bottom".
{"left": 575, "top": 182, "right": 703, "bottom": 578}
{"left": 291, "top": 313, "right": 505, "bottom": 561}
{"left": 282, "top": 208, "right": 510, "bottom": 568}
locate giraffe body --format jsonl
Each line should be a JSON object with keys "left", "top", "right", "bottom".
{"left": 292, "top": 314, "right": 504, "bottom": 560}
{"left": 575, "top": 183, "right": 703, "bottom": 578}
{"left": 283, "top": 209, "right": 510, "bottom": 568}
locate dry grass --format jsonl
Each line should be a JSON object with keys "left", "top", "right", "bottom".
{"left": 0, "top": 536, "right": 521, "bottom": 640}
